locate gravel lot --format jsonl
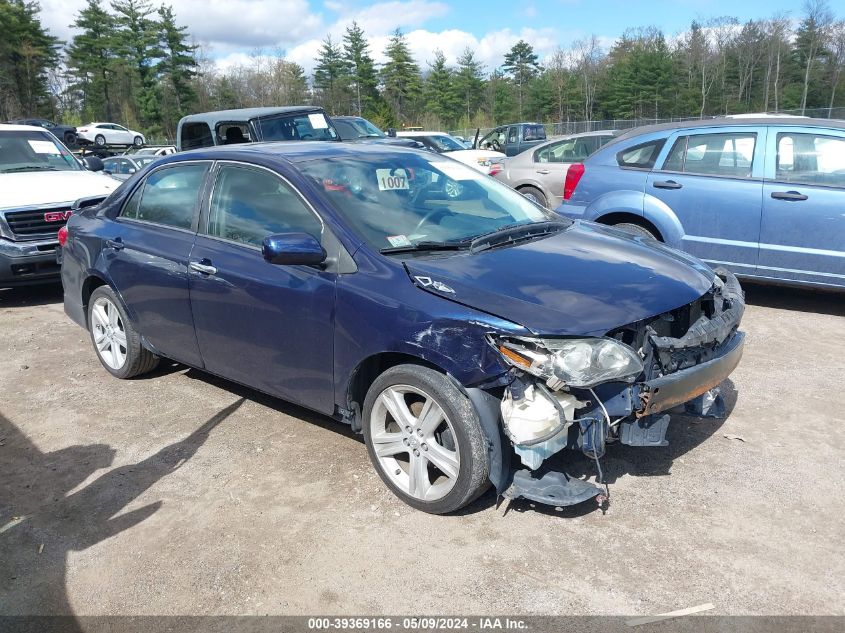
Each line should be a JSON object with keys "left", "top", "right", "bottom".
{"left": 1, "top": 282, "right": 843, "bottom": 618}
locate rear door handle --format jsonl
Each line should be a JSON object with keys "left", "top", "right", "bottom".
{"left": 653, "top": 180, "right": 683, "bottom": 190}
{"left": 105, "top": 237, "right": 124, "bottom": 251}
{"left": 189, "top": 261, "right": 217, "bottom": 276}
{"left": 771, "top": 191, "right": 808, "bottom": 201}
{"left": 536, "top": 169, "right": 550, "bottom": 175}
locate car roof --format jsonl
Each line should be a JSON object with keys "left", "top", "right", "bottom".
{"left": 0, "top": 123, "right": 49, "bottom": 132}
{"left": 179, "top": 106, "right": 324, "bottom": 124}
{"left": 616, "top": 116, "right": 845, "bottom": 141}
{"left": 175, "top": 140, "right": 426, "bottom": 163}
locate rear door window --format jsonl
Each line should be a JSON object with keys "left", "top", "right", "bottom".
{"left": 617, "top": 139, "right": 666, "bottom": 169}
{"left": 122, "top": 163, "right": 208, "bottom": 229}
{"left": 662, "top": 132, "right": 756, "bottom": 178}
{"left": 775, "top": 132, "right": 845, "bottom": 188}
{"left": 522, "top": 124, "right": 546, "bottom": 142}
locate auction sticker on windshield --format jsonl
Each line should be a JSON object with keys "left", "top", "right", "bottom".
{"left": 28, "top": 140, "right": 61, "bottom": 154}
{"left": 377, "top": 168, "right": 409, "bottom": 191}
{"left": 308, "top": 113, "right": 329, "bottom": 129}
{"left": 386, "top": 234, "right": 412, "bottom": 247}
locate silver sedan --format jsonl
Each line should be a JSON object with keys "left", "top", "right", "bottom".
{"left": 494, "top": 131, "right": 616, "bottom": 208}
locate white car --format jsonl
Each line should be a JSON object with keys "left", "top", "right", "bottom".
{"left": 396, "top": 131, "right": 505, "bottom": 175}
{"left": 76, "top": 122, "right": 146, "bottom": 148}
{"left": 0, "top": 124, "right": 119, "bottom": 287}
{"left": 124, "top": 145, "right": 176, "bottom": 157}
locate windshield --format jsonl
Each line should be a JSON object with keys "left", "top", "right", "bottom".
{"left": 298, "top": 152, "right": 561, "bottom": 252}
{"left": 424, "top": 135, "right": 466, "bottom": 153}
{"left": 253, "top": 112, "right": 339, "bottom": 142}
{"left": 135, "top": 156, "right": 156, "bottom": 167}
{"left": 349, "top": 118, "right": 384, "bottom": 138}
{"left": 0, "top": 130, "right": 80, "bottom": 173}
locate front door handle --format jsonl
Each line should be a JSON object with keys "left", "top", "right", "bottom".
{"left": 536, "top": 169, "right": 550, "bottom": 175}
{"left": 105, "top": 237, "right": 124, "bottom": 251}
{"left": 653, "top": 180, "right": 683, "bottom": 190}
{"left": 189, "top": 261, "right": 217, "bottom": 275}
{"left": 771, "top": 190, "right": 808, "bottom": 201}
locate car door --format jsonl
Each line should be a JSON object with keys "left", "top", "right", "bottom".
{"left": 188, "top": 161, "right": 337, "bottom": 413}
{"left": 758, "top": 126, "right": 845, "bottom": 287}
{"left": 506, "top": 126, "right": 519, "bottom": 156}
{"left": 103, "top": 162, "right": 210, "bottom": 366}
{"left": 645, "top": 126, "right": 766, "bottom": 275}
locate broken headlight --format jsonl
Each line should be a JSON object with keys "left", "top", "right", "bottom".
{"left": 493, "top": 336, "right": 643, "bottom": 388}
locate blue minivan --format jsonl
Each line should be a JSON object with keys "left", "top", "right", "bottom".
{"left": 60, "top": 142, "right": 745, "bottom": 514}
{"left": 558, "top": 117, "right": 845, "bottom": 290}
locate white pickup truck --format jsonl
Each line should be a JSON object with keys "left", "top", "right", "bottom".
{"left": 0, "top": 124, "right": 119, "bottom": 287}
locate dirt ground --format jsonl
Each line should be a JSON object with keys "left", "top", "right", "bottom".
{"left": 0, "top": 282, "right": 843, "bottom": 618}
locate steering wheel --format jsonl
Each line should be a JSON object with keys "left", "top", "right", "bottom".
{"left": 300, "top": 133, "right": 313, "bottom": 140}
{"left": 489, "top": 139, "right": 502, "bottom": 152}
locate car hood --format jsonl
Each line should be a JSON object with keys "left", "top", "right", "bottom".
{"left": 0, "top": 171, "right": 119, "bottom": 209}
{"left": 403, "top": 222, "right": 715, "bottom": 336}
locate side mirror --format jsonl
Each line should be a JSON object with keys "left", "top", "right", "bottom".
{"left": 262, "top": 232, "right": 326, "bottom": 266}
{"left": 82, "top": 155, "right": 104, "bottom": 172}
{"left": 128, "top": 168, "right": 136, "bottom": 174}
{"left": 387, "top": 128, "right": 397, "bottom": 137}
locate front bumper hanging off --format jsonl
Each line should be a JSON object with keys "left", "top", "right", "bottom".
{"left": 489, "top": 269, "right": 747, "bottom": 508}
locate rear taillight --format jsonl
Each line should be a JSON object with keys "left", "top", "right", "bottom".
{"left": 78, "top": 128, "right": 88, "bottom": 132}
{"left": 488, "top": 163, "right": 503, "bottom": 177}
{"left": 57, "top": 225, "right": 68, "bottom": 247}
{"left": 563, "top": 163, "right": 585, "bottom": 201}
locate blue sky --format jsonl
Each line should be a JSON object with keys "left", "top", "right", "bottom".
{"left": 39, "top": 0, "right": 815, "bottom": 73}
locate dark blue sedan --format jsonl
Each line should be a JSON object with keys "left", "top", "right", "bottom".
{"left": 60, "top": 142, "right": 746, "bottom": 514}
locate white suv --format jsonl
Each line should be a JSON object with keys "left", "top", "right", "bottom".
{"left": 0, "top": 124, "right": 119, "bottom": 287}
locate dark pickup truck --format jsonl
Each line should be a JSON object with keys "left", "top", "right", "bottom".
{"left": 476, "top": 122, "right": 547, "bottom": 156}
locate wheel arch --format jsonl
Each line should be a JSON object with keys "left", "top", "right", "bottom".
{"left": 81, "top": 273, "right": 110, "bottom": 326}
{"left": 345, "top": 351, "right": 447, "bottom": 432}
{"left": 596, "top": 212, "right": 664, "bottom": 241}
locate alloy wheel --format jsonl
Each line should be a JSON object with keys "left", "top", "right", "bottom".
{"left": 369, "top": 384, "right": 460, "bottom": 502}
{"left": 90, "top": 296, "right": 128, "bottom": 370}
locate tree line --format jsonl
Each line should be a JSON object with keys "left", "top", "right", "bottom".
{"left": 2, "top": 0, "right": 845, "bottom": 140}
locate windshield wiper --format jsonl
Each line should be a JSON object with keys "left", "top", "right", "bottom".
{"left": 1, "top": 165, "right": 60, "bottom": 173}
{"left": 380, "top": 240, "right": 469, "bottom": 255}
{"left": 469, "top": 220, "right": 568, "bottom": 254}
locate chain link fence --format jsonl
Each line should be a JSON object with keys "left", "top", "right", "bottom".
{"left": 448, "top": 107, "right": 845, "bottom": 142}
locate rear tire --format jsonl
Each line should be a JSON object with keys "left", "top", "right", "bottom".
{"left": 519, "top": 186, "right": 548, "bottom": 208}
{"left": 613, "top": 222, "right": 658, "bottom": 240}
{"left": 94, "top": 134, "right": 106, "bottom": 148}
{"left": 64, "top": 132, "right": 77, "bottom": 147}
{"left": 133, "top": 136, "right": 144, "bottom": 147}
{"left": 362, "top": 364, "right": 490, "bottom": 514}
{"left": 87, "top": 286, "right": 159, "bottom": 379}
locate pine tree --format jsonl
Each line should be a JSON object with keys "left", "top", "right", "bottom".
{"left": 313, "top": 35, "right": 351, "bottom": 114}
{"left": 424, "top": 50, "right": 459, "bottom": 126}
{"left": 453, "top": 47, "right": 485, "bottom": 124}
{"left": 67, "top": 0, "right": 117, "bottom": 121}
{"left": 502, "top": 40, "right": 539, "bottom": 119}
{"left": 380, "top": 29, "right": 422, "bottom": 124}
{"left": 0, "top": 0, "right": 59, "bottom": 119}
{"left": 155, "top": 4, "right": 196, "bottom": 137}
{"left": 111, "top": 0, "right": 159, "bottom": 125}
{"left": 343, "top": 21, "right": 379, "bottom": 116}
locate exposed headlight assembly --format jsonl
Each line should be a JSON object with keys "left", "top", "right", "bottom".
{"left": 493, "top": 336, "right": 644, "bottom": 388}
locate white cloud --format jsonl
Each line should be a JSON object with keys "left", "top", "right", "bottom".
{"left": 34, "top": 0, "right": 589, "bottom": 79}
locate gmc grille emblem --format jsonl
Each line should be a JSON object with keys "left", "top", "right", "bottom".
{"left": 44, "top": 210, "right": 72, "bottom": 222}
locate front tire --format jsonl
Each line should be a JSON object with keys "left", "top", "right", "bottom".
{"left": 133, "top": 136, "right": 144, "bottom": 147}
{"left": 94, "top": 134, "right": 106, "bottom": 147}
{"left": 362, "top": 364, "right": 490, "bottom": 514}
{"left": 88, "top": 286, "right": 159, "bottom": 379}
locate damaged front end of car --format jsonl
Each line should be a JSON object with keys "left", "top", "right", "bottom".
{"left": 485, "top": 268, "right": 746, "bottom": 508}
